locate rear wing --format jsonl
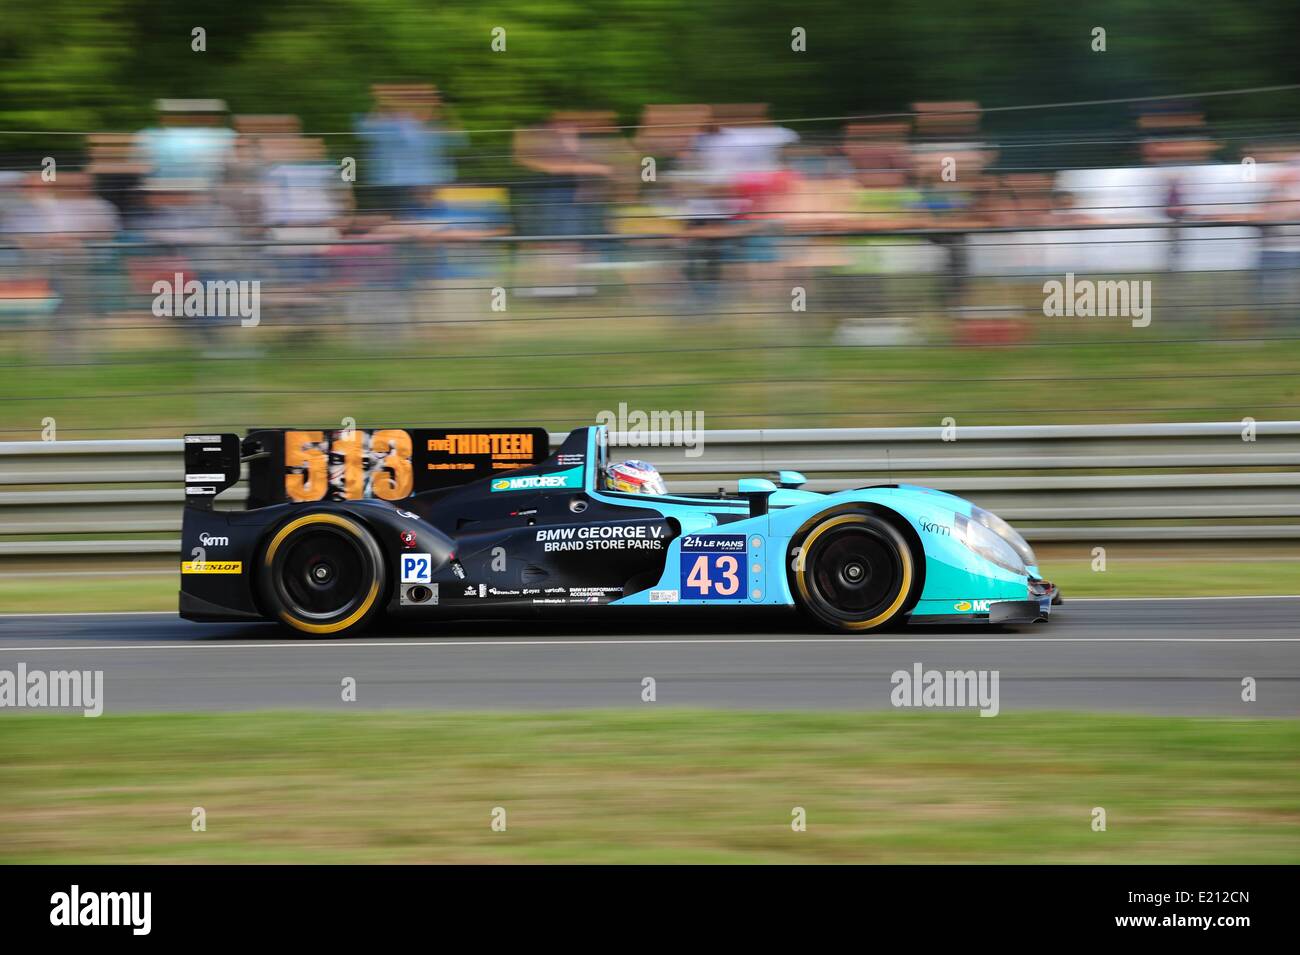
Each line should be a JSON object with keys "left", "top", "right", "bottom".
{"left": 184, "top": 427, "right": 549, "bottom": 510}
{"left": 183, "top": 434, "right": 242, "bottom": 510}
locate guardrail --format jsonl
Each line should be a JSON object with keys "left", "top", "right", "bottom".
{"left": 2, "top": 421, "right": 1298, "bottom": 557}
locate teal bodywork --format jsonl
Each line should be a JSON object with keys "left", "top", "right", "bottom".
{"left": 574, "top": 427, "right": 1032, "bottom": 620}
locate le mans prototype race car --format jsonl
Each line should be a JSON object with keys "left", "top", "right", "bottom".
{"left": 180, "top": 425, "right": 1057, "bottom": 636}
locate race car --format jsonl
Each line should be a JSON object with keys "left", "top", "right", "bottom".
{"left": 179, "top": 424, "right": 1057, "bottom": 636}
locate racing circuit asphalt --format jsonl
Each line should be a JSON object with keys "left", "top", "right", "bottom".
{"left": 0, "top": 597, "right": 1297, "bottom": 716}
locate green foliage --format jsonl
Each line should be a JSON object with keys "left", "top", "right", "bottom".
{"left": 1, "top": 0, "right": 1297, "bottom": 164}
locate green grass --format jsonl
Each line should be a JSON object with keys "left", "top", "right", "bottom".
{"left": 5, "top": 297, "right": 1298, "bottom": 438}
{"left": 1047, "top": 558, "right": 1300, "bottom": 597}
{"left": 0, "top": 576, "right": 177, "bottom": 613}
{"left": 1, "top": 710, "right": 1296, "bottom": 863}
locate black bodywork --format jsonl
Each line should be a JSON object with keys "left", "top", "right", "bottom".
{"left": 180, "top": 427, "right": 681, "bottom": 624}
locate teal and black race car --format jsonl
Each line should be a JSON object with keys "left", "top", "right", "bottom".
{"left": 179, "top": 424, "right": 1056, "bottom": 636}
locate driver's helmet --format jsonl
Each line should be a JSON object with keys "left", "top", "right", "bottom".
{"left": 605, "top": 459, "right": 667, "bottom": 496}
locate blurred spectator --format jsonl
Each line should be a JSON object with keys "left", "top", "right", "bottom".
{"left": 694, "top": 104, "right": 798, "bottom": 184}
{"left": 514, "top": 112, "right": 616, "bottom": 238}
{"left": 1255, "top": 155, "right": 1300, "bottom": 325}
{"left": 86, "top": 134, "right": 150, "bottom": 225}
{"left": 261, "top": 136, "right": 351, "bottom": 233}
{"left": 126, "top": 181, "right": 240, "bottom": 333}
{"left": 513, "top": 112, "right": 619, "bottom": 295}
{"left": 2, "top": 171, "right": 121, "bottom": 242}
{"left": 135, "top": 99, "right": 236, "bottom": 190}
{"left": 1, "top": 171, "right": 121, "bottom": 354}
{"left": 225, "top": 115, "right": 303, "bottom": 237}
{"left": 831, "top": 167, "right": 923, "bottom": 323}
{"left": 256, "top": 136, "right": 353, "bottom": 302}
{"left": 676, "top": 105, "right": 800, "bottom": 302}
{"left": 355, "top": 84, "right": 465, "bottom": 218}
{"left": 132, "top": 180, "right": 238, "bottom": 245}
{"left": 634, "top": 104, "right": 710, "bottom": 180}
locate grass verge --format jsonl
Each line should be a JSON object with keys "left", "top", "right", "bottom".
{"left": 1, "top": 710, "right": 1297, "bottom": 863}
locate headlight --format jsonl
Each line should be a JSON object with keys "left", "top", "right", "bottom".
{"left": 971, "top": 506, "right": 1037, "bottom": 569}
{"left": 954, "top": 513, "right": 1026, "bottom": 575}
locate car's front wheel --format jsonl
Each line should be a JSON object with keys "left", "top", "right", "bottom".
{"left": 790, "top": 512, "right": 914, "bottom": 632}
{"left": 260, "top": 512, "right": 386, "bottom": 636}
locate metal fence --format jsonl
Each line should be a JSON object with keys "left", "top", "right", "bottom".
{"left": 2, "top": 420, "right": 1297, "bottom": 558}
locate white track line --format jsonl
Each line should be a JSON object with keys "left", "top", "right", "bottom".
{"left": 1, "top": 636, "right": 1298, "bottom": 653}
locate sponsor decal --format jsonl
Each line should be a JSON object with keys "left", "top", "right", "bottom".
{"left": 282, "top": 429, "right": 414, "bottom": 503}
{"left": 198, "top": 532, "right": 229, "bottom": 547}
{"left": 535, "top": 523, "right": 666, "bottom": 552}
{"left": 463, "top": 585, "right": 479, "bottom": 597}
{"left": 451, "top": 561, "right": 466, "bottom": 579}
{"left": 396, "top": 508, "right": 420, "bottom": 520}
{"left": 185, "top": 473, "right": 225, "bottom": 482}
{"left": 186, "top": 435, "right": 221, "bottom": 443}
{"left": 487, "top": 587, "right": 521, "bottom": 596}
{"left": 569, "top": 586, "right": 623, "bottom": 597}
{"left": 185, "top": 487, "right": 217, "bottom": 496}
{"left": 680, "top": 535, "right": 748, "bottom": 600}
{"left": 920, "top": 521, "right": 951, "bottom": 536}
{"left": 954, "top": 599, "right": 993, "bottom": 613}
{"left": 555, "top": 452, "right": 585, "bottom": 466}
{"left": 489, "top": 467, "right": 582, "bottom": 492}
{"left": 400, "top": 553, "right": 433, "bottom": 584}
{"left": 181, "top": 561, "right": 242, "bottom": 574}
{"left": 427, "top": 431, "right": 536, "bottom": 462}
{"left": 400, "top": 531, "right": 417, "bottom": 549}
{"left": 681, "top": 534, "right": 747, "bottom": 553}
{"left": 649, "top": 589, "right": 679, "bottom": 603}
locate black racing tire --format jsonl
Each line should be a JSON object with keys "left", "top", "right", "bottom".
{"left": 789, "top": 512, "right": 915, "bottom": 633}
{"left": 260, "top": 512, "right": 386, "bottom": 637}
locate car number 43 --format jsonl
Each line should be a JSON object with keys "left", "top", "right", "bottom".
{"left": 682, "top": 553, "right": 744, "bottom": 600}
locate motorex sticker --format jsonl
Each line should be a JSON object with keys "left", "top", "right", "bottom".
{"left": 489, "top": 467, "right": 583, "bottom": 492}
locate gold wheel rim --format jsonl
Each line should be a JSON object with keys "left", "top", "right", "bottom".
{"left": 794, "top": 514, "right": 912, "bottom": 631}
{"left": 265, "top": 514, "right": 380, "bottom": 635}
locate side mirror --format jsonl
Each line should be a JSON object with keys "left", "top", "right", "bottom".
{"left": 778, "top": 470, "right": 807, "bottom": 489}
{"left": 738, "top": 477, "right": 777, "bottom": 517}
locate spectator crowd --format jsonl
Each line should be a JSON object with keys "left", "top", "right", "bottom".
{"left": 2, "top": 88, "right": 1299, "bottom": 335}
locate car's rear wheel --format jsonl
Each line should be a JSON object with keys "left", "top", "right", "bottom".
{"left": 260, "top": 513, "right": 386, "bottom": 637}
{"left": 790, "top": 512, "right": 914, "bottom": 632}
